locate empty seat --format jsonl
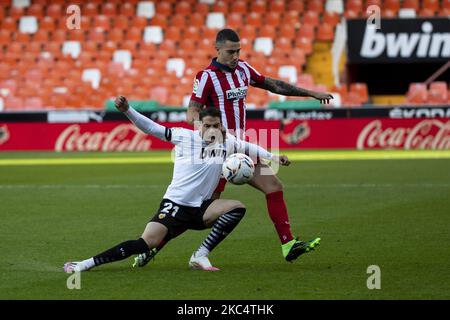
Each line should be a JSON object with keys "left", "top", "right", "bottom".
{"left": 13, "top": 0, "right": 31, "bottom": 8}
{"left": 278, "top": 65, "right": 298, "bottom": 84}
{"left": 143, "top": 26, "right": 163, "bottom": 44}
{"left": 206, "top": 12, "right": 226, "bottom": 29}
{"left": 113, "top": 50, "right": 132, "bottom": 70}
{"left": 254, "top": 37, "right": 273, "bottom": 56}
{"left": 325, "top": 0, "right": 344, "bottom": 14}
{"left": 19, "top": 16, "right": 38, "bottom": 33}
{"left": 137, "top": 1, "right": 155, "bottom": 18}
{"left": 166, "top": 58, "right": 185, "bottom": 78}
{"left": 62, "top": 41, "right": 81, "bottom": 58}
{"left": 398, "top": 8, "right": 417, "bottom": 18}
{"left": 82, "top": 68, "right": 101, "bottom": 89}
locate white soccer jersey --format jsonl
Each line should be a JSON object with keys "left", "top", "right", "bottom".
{"left": 125, "top": 107, "right": 274, "bottom": 207}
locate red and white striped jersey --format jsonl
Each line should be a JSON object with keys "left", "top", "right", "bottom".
{"left": 190, "top": 58, "right": 266, "bottom": 138}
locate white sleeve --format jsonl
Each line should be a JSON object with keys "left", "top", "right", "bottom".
{"left": 124, "top": 107, "right": 171, "bottom": 142}
{"left": 227, "top": 134, "right": 274, "bottom": 161}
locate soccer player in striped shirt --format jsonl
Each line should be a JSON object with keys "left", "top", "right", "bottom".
{"left": 135, "top": 29, "right": 328, "bottom": 267}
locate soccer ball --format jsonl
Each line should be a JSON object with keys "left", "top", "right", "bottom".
{"left": 222, "top": 153, "right": 255, "bottom": 185}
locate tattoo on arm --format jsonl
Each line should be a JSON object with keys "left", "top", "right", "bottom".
{"left": 187, "top": 100, "right": 204, "bottom": 125}
{"left": 256, "top": 77, "right": 313, "bottom": 97}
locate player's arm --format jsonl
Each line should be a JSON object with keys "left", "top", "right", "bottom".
{"left": 186, "top": 100, "right": 204, "bottom": 125}
{"left": 231, "top": 135, "right": 290, "bottom": 166}
{"left": 115, "top": 96, "right": 171, "bottom": 141}
{"left": 253, "top": 77, "right": 334, "bottom": 104}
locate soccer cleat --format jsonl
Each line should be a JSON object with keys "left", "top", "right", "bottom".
{"left": 188, "top": 252, "right": 220, "bottom": 271}
{"left": 63, "top": 261, "right": 91, "bottom": 273}
{"left": 283, "top": 237, "right": 321, "bottom": 262}
{"left": 133, "top": 248, "right": 158, "bottom": 268}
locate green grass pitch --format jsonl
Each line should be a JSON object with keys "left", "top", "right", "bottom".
{"left": 0, "top": 151, "right": 449, "bottom": 299}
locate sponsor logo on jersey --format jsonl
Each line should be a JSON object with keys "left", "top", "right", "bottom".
{"left": 226, "top": 86, "right": 247, "bottom": 100}
{"left": 158, "top": 213, "right": 166, "bottom": 219}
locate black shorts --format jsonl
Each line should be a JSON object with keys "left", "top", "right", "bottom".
{"left": 149, "top": 198, "right": 215, "bottom": 240}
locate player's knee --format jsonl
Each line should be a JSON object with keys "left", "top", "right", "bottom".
{"left": 142, "top": 235, "right": 162, "bottom": 249}
{"left": 227, "top": 200, "right": 245, "bottom": 211}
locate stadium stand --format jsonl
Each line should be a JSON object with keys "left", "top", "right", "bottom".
{"left": 0, "top": 0, "right": 448, "bottom": 111}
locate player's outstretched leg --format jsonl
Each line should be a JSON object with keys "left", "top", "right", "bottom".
{"left": 189, "top": 199, "right": 246, "bottom": 271}
{"left": 64, "top": 222, "right": 167, "bottom": 273}
{"left": 249, "top": 162, "right": 320, "bottom": 261}
{"left": 133, "top": 180, "right": 227, "bottom": 268}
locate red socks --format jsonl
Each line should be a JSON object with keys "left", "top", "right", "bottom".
{"left": 266, "top": 191, "right": 294, "bottom": 244}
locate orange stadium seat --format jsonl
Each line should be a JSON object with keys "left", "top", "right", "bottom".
{"left": 175, "top": 1, "right": 192, "bottom": 15}
{"left": 130, "top": 16, "right": 148, "bottom": 29}
{"left": 114, "top": 16, "right": 130, "bottom": 29}
{"left": 102, "top": 3, "right": 117, "bottom": 17}
{"left": 212, "top": 1, "right": 229, "bottom": 14}
{"left": 246, "top": 12, "right": 262, "bottom": 27}
{"left": 194, "top": 2, "right": 210, "bottom": 15}
{"left": 232, "top": 1, "right": 247, "bottom": 14}
{"left": 93, "top": 15, "right": 111, "bottom": 30}
{"left": 150, "top": 15, "right": 167, "bottom": 28}
{"left": 156, "top": 2, "right": 172, "bottom": 16}
{"left": 419, "top": 8, "right": 436, "bottom": 16}
{"left": 317, "top": 23, "right": 334, "bottom": 41}
{"left": 428, "top": 82, "right": 448, "bottom": 104}
{"left": 251, "top": 0, "right": 267, "bottom": 14}
{"left": 126, "top": 27, "right": 143, "bottom": 41}
{"left": 382, "top": 8, "right": 398, "bottom": 17}
{"left": 298, "top": 24, "right": 315, "bottom": 40}
{"left": 406, "top": 83, "right": 428, "bottom": 104}
{"left": 402, "top": 0, "right": 420, "bottom": 10}
{"left": 295, "top": 37, "right": 313, "bottom": 55}
{"left": 269, "top": 0, "right": 285, "bottom": 13}
{"left": 9, "top": 6, "right": 24, "bottom": 19}
{"left": 119, "top": 3, "right": 135, "bottom": 17}
{"left": 307, "top": 0, "right": 324, "bottom": 13}
{"left": 259, "top": 25, "right": 277, "bottom": 38}
{"left": 287, "top": 0, "right": 305, "bottom": 13}
{"left": 265, "top": 12, "right": 281, "bottom": 27}
{"left": 302, "top": 10, "right": 320, "bottom": 28}
{"left": 350, "top": 83, "right": 369, "bottom": 103}
{"left": 184, "top": 26, "right": 202, "bottom": 41}
{"left": 170, "top": 15, "right": 186, "bottom": 28}
{"left": 227, "top": 13, "right": 244, "bottom": 29}
{"left": 384, "top": 0, "right": 401, "bottom": 12}
{"left": 283, "top": 11, "right": 301, "bottom": 29}
{"left": 1, "top": 17, "right": 17, "bottom": 32}
{"left": 187, "top": 13, "right": 206, "bottom": 28}
{"left": 239, "top": 25, "right": 257, "bottom": 40}
{"left": 27, "top": 4, "right": 45, "bottom": 17}
{"left": 347, "top": 0, "right": 363, "bottom": 13}
{"left": 422, "top": 0, "right": 439, "bottom": 11}
{"left": 323, "top": 11, "right": 340, "bottom": 27}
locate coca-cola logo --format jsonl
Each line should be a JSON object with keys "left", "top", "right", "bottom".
{"left": 357, "top": 119, "right": 450, "bottom": 150}
{"left": 55, "top": 124, "right": 152, "bottom": 151}
{"left": 0, "top": 125, "right": 9, "bottom": 145}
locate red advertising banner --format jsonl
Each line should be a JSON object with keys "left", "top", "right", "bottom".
{"left": 0, "top": 118, "right": 449, "bottom": 151}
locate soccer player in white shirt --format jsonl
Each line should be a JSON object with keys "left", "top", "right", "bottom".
{"left": 63, "top": 96, "right": 290, "bottom": 272}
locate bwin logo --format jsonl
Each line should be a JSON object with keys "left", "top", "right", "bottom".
{"left": 360, "top": 22, "right": 450, "bottom": 59}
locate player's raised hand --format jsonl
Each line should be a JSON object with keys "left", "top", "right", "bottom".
{"left": 115, "top": 96, "right": 129, "bottom": 112}
{"left": 312, "top": 92, "right": 334, "bottom": 104}
{"left": 273, "top": 155, "right": 291, "bottom": 166}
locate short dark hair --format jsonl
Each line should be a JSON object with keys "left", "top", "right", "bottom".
{"left": 216, "top": 29, "right": 240, "bottom": 45}
{"left": 200, "top": 107, "right": 222, "bottom": 121}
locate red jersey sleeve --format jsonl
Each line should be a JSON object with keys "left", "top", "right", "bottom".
{"left": 190, "top": 71, "right": 212, "bottom": 105}
{"left": 243, "top": 61, "right": 266, "bottom": 86}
